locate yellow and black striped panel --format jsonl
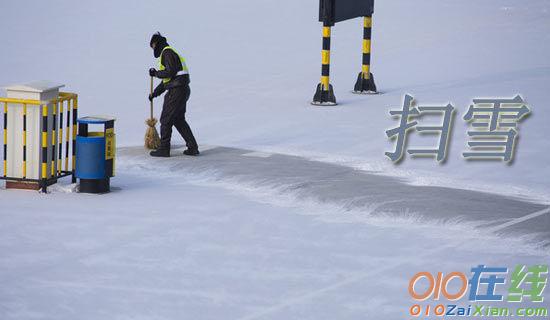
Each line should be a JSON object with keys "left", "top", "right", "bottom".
{"left": 51, "top": 102, "right": 57, "bottom": 177}
{"left": 58, "top": 101, "right": 64, "bottom": 174}
{"left": 41, "top": 104, "right": 48, "bottom": 180}
{"left": 22, "top": 104, "right": 27, "bottom": 178}
{"left": 321, "top": 25, "right": 332, "bottom": 91}
{"left": 65, "top": 99, "right": 71, "bottom": 171}
{"left": 104, "top": 120, "right": 115, "bottom": 177}
{"left": 362, "top": 16, "right": 372, "bottom": 80}
{"left": 3, "top": 102, "right": 7, "bottom": 177}
{"left": 72, "top": 97, "right": 78, "bottom": 173}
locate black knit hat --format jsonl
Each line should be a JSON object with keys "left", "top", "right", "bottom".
{"left": 150, "top": 32, "right": 166, "bottom": 48}
{"left": 150, "top": 32, "right": 168, "bottom": 58}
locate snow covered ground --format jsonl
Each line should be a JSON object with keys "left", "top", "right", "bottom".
{"left": 1, "top": 0, "right": 550, "bottom": 319}
{"left": 0, "top": 147, "right": 548, "bottom": 319}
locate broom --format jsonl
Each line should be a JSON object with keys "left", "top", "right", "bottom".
{"left": 145, "top": 75, "right": 161, "bottom": 149}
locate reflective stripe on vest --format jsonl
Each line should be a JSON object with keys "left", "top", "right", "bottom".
{"left": 158, "top": 46, "right": 189, "bottom": 84}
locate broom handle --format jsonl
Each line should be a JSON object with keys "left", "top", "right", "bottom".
{"left": 150, "top": 76, "right": 154, "bottom": 119}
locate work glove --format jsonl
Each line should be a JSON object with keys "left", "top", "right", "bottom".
{"left": 149, "top": 68, "right": 157, "bottom": 77}
{"left": 148, "top": 93, "right": 154, "bottom": 102}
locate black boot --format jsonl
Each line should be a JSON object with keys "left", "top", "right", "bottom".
{"left": 150, "top": 148, "right": 170, "bottom": 157}
{"left": 183, "top": 148, "right": 199, "bottom": 156}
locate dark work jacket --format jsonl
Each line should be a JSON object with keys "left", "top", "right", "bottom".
{"left": 152, "top": 46, "right": 190, "bottom": 98}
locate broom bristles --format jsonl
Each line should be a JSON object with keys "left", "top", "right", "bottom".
{"left": 145, "top": 117, "right": 161, "bottom": 149}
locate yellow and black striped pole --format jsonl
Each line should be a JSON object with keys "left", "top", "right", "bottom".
{"left": 71, "top": 96, "right": 77, "bottom": 183}
{"left": 65, "top": 99, "right": 70, "bottom": 172}
{"left": 58, "top": 101, "right": 63, "bottom": 175}
{"left": 41, "top": 104, "right": 48, "bottom": 192}
{"left": 353, "top": 15, "right": 377, "bottom": 94}
{"left": 51, "top": 101, "right": 57, "bottom": 178}
{"left": 312, "top": 22, "right": 337, "bottom": 105}
{"left": 22, "top": 103, "right": 27, "bottom": 179}
{"left": 321, "top": 25, "right": 331, "bottom": 93}
{"left": 3, "top": 102, "right": 7, "bottom": 177}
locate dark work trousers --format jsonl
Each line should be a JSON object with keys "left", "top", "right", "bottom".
{"left": 159, "top": 84, "right": 198, "bottom": 150}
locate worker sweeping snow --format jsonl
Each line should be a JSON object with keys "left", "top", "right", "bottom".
{"left": 148, "top": 32, "right": 199, "bottom": 157}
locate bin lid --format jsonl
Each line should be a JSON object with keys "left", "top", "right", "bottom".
{"left": 78, "top": 115, "right": 116, "bottom": 124}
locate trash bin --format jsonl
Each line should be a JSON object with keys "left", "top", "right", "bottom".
{"left": 75, "top": 116, "right": 115, "bottom": 193}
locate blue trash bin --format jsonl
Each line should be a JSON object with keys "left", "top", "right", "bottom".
{"left": 75, "top": 116, "right": 116, "bottom": 193}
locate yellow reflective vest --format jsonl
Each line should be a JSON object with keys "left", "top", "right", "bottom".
{"left": 158, "top": 46, "right": 189, "bottom": 84}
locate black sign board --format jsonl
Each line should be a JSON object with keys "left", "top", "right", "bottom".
{"left": 319, "top": 0, "right": 374, "bottom": 25}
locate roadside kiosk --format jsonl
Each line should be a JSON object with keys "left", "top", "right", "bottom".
{"left": 0, "top": 81, "right": 78, "bottom": 192}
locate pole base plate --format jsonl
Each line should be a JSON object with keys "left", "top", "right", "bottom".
{"left": 353, "top": 72, "right": 377, "bottom": 94}
{"left": 311, "top": 101, "right": 338, "bottom": 106}
{"left": 352, "top": 90, "right": 379, "bottom": 95}
{"left": 312, "top": 83, "right": 337, "bottom": 106}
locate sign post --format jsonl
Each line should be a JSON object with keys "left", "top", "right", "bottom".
{"left": 312, "top": 0, "right": 377, "bottom": 105}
